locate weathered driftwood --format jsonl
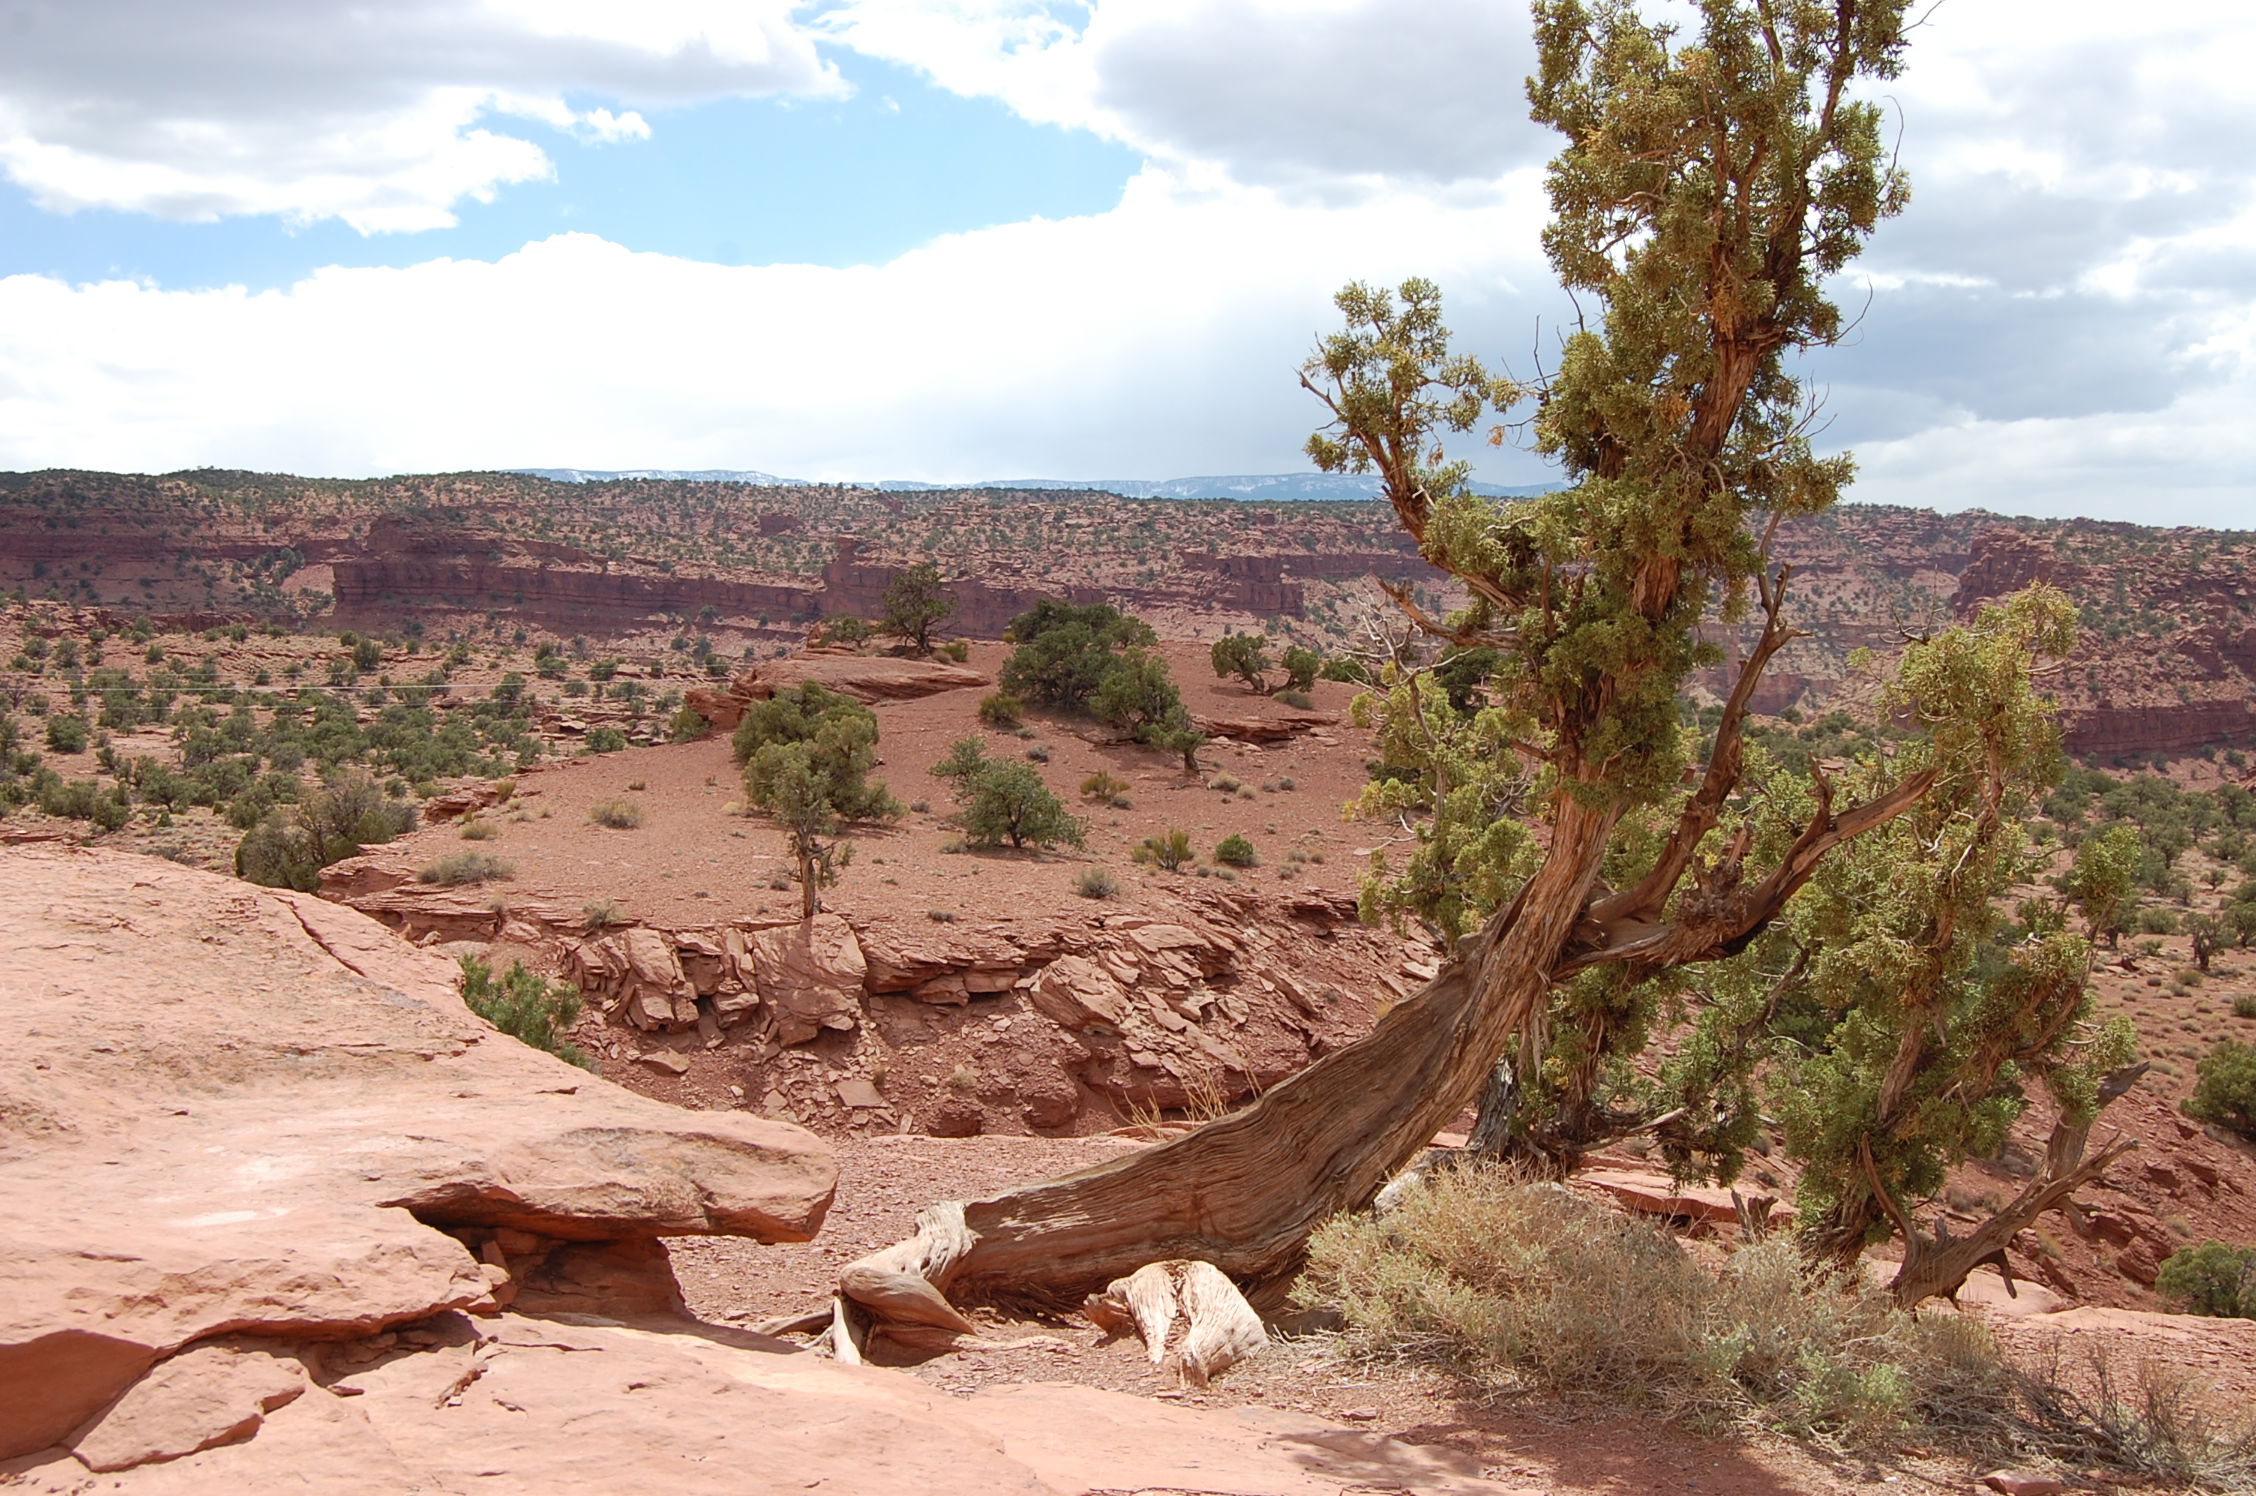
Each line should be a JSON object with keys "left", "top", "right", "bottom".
{"left": 1082, "top": 1260, "right": 1267, "bottom": 1384}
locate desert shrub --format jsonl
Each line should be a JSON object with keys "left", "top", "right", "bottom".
{"left": 1300, "top": 1167, "right": 1988, "bottom": 1442}
{"left": 418, "top": 851, "right": 513, "bottom": 886}
{"left": 459, "top": 817, "right": 498, "bottom": 840}
{"left": 234, "top": 771, "right": 413, "bottom": 891}
{"left": 999, "top": 601, "right": 1156, "bottom": 710}
{"left": 1074, "top": 866, "right": 1123, "bottom": 900}
{"left": 930, "top": 737, "right": 1085, "bottom": 850}
{"left": 938, "top": 638, "right": 971, "bottom": 663}
{"left": 1132, "top": 829, "right": 1195, "bottom": 872}
{"left": 1280, "top": 644, "right": 1322, "bottom": 692}
{"left": 585, "top": 726, "right": 627, "bottom": 753}
{"left": 1277, "top": 688, "right": 1315, "bottom": 710}
{"left": 458, "top": 956, "right": 591, "bottom": 1069}
{"left": 977, "top": 692, "right": 1024, "bottom": 728}
{"left": 2155, "top": 1241, "right": 2256, "bottom": 1320}
{"left": 2186, "top": 1039, "right": 2256, "bottom": 1138}
{"left": 1215, "top": 833, "right": 1259, "bottom": 867}
{"left": 1025, "top": 743, "right": 1050, "bottom": 763}
{"left": 1318, "top": 656, "right": 1372, "bottom": 685}
{"left": 1207, "top": 772, "right": 1243, "bottom": 794}
{"left": 589, "top": 798, "right": 643, "bottom": 830}
{"left": 1080, "top": 770, "right": 1132, "bottom": 807}
{"left": 582, "top": 897, "right": 625, "bottom": 932}
{"left": 731, "top": 681, "right": 898, "bottom": 822}
{"left": 668, "top": 706, "right": 709, "bottom": 742}
{"left": 1211, "top": 632, "right": 1273, "bottom": 692}
{"left": 2233, "top": 995, "right": 2256, "bottom": 1020}
{"left": 43, "top": 714, "right": 88, "bottom": 754}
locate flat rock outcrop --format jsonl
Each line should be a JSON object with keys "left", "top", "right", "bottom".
{"left": 0, "top": 846, "right": 835, "bottom": 1462}
{"left": 3, "top": 1312, "right": 1517, "bottom": 1494}
{"left": 686, "top": 653, "right": 989, "bottom": 729}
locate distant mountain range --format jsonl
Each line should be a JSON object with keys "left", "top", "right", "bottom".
{"left": 510, "top": 468, "right": 1557, "bottom": 502}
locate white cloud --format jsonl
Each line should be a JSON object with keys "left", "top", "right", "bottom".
{"left": 816, "top": 0, "right": 1548, "bottom": 192}
{"left": 0, "top": 168, "right": 1556, "bottom": 483}
{"left": 0, "top": 0, "right": 838, "bottom": 232}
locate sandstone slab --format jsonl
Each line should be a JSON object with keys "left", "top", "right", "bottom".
{"left": 0, "top": 846, "right": 835, "bottom": 1460}
{"left": 4, "top": 1313, "right": 1523, "bottom": 1495}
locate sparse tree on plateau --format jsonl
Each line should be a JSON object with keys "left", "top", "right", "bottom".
{"left": 1210, "top": 633, "right": 1274, "bottom": 694}
{"left": 744, "top": 741, "right": 852, "bottom": 919}
{"left": 822, "top": 0, "right": 2089, "bottom": 1341}
{"left": 881, "top": 562, "right": 953, "bottom": 656}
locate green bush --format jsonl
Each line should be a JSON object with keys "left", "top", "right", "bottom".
{"left": 1074, "top": 866, "right": 1123, "bottom": 900}
{"left": 589, "top": 798, "right": 643, "bottom": 830}
{"left": 1215, "top": 833, "right": 1259, "bottom": 867}
{"left": 585, "top": 726, "right": 627, "bottom": 753}
{"left": 731, "top": 681, "right": 898, "bottom": 822}
{"left": 930, "top": 737, "right": 1084, "bottom": 850}
{"left": 418, "top": 851, "right": 513, "bottom": 886}
{"left": 1277, "top": 688, "right": 1315, "bottom": 710}
{"left": 44, "top": 715, "right": 88, "bottom": 754}
{"left": 2155, "top": 1240, "right": 2256, "bottom": 1319}
{"left": 977, "top": 692, "right": 1025, "bottom": 728}
{"left": 2233, "top": 994, "right": 2256, "bottom": 1020}
{"left": 2186, "top": 1039, "right": 2256, "bottom": 1138}
{"left": 458, "top": 956, "right": 591, "bottom": 1069}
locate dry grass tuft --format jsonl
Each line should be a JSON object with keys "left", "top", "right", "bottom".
{"left": 1297, "top": 1167, "right": 2256, "bottom": 1481}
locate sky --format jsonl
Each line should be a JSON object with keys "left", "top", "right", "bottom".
{"left": 0, "top": 0, "right": 2250, "bottom": 527}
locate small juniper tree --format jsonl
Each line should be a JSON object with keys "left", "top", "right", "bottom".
{"left": 1210, "top": 633, "right": 1273, "bottom": 694}
{"left": 881, "top": 562, "right": 953, "bottom": 656}
{"left": 930, "top": 737, "right": 1086, "bottom": 851}
{"left": 745, "top": 740, "right": 855, "bottom": 919}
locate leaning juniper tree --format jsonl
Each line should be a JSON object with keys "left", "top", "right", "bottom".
{"left": 821, "top": 0, "right": 2118, "bottom": 1352}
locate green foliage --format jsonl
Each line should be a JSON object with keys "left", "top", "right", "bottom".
{"left": 1280, "top": 645, "right": 1322, "bottom": 693}
{"left": 1348, "top": 663, "right": 1534, "bottom": 940}
{"left": 1132, "top": 829, "right": 1195, "bottom": 872}
{"left": 418, "top": 851, "right": 513, "bottom": 886}
{"left": 880, "top": 561, "right": 953, "bottom": 654}
{"left": 458, "top": 956, "right": 591, "bottom": 1069}
{"left": 1777, "top": 591, "right": 2138, "bottom": 1258}
{"left": 928, "top": 737, "right": 1084, "bottom": 850}
{"left": 2187, "top": 1040, "right": 2256, "bottom": 1140}
{"left": 43, "top": 714, "right": 87, "bottom": 754}
{"left": 731, "top": 681, "right": 898, "bottom": 822}
{"left": 584, "top": 726, "right": 627, "bottom": 753}
{"left": 744, "top": 739, "right": 863, "bottom": 917}
{"left": 998, "top": 601, "right": 1157, "bottom": 711}
{"left": 1214, "top": 833, "right": 1258, "bottom": 868}
{"left": 1210, "top": 633, "right": 1272, "bottom": 693}
{"left": 1087, "top": 649, "right": 1182, "bottom": 739}
{"left": 589, "top": 798, "right": 643, "bottom": 830}
{"left": 2155, "top": 1241, "right": 2256, "bottom": 1320}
